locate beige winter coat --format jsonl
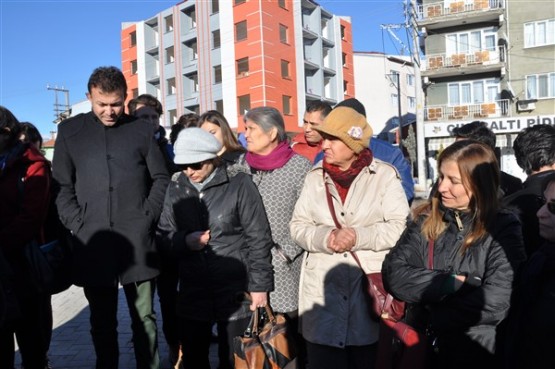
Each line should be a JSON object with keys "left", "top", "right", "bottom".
{"left": 290, "top": 159, "right": 410, "bottom": 348}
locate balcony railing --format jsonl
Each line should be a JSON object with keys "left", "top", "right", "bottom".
{"left": 424, "top": 99, "right": 509, "bottom": 121}
{"left": 424, "top": 46, "right": 505, "bottom": 71}
{"left": 417, "top": 0, "right": 502, "bottom": 20}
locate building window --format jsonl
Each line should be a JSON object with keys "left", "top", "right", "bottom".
{"left": 211, "top": 0, "right": 219, "bottom": 13}
{"left": 342, "top": 53, "right": 347, "bottom": 67}
{"left": 167, "top": 78, "right": 176, "bottom": 95}
{"left": 407, "top": 96, "right": 416, "bottom": 111}
{"left": 131, "top": 60, "right": 138, "bottom": 75}
{"left": 278, "top": 0, "right": 286, "bottom": 9}
{"left": 132, "top": 88, "right": 139, "bottom": 99}
{"left": 215, "top": 100, "right": 224, "bottom": 114}
{"left": 166, "top": 46, "right": 175, "bottom": 64}
{"left": 446, "top": 28, "right": 497, "bottom": 54}
{"left": 187, "top": 9, "right": 197, "bottom": 29}
{"left": 407, "top": 74, "right": 415, "bottom": 86}
{"left": 448, "top": 79, "right": 500, "bottom": 105}
{"left": 130, "top": 31, "right": 137, "bottom": 47}
{"left": 191, "top": 42, "right": 198, "bottom": 60}
{"left": 214, "top": 65, "right": 222, "bottom": 84}
{"left": 237, "top": 57, "right": 249, "bottom": 77}
{"left": 279, "top": 24, "right": 288, "bottom": 44}
{"left": 390, "top": 70, "right": 400, "bottom": 85}
{"left": 391, "top": 94, "right": 398, "bottom": 107}
{"left": 524, "top": 19, "right": 555, "bottom": 48}
{"left": 168, "top": 109, "right": 177, "bottom": 125}
{"left": 238, "top": 94, "right": 251, "bottom": 114}
{"left": 236, "top": 20, "right": 247, "bottom": 41}
{"left": 281, "top": 60, "right": 290, "bottom": 78}
{"left": 192, "top": 74, "right": 199, "bottom": 92}
{"left": 343, "top": 80, "right": 348, "bottom": 95}
{"left": 235, "top": 0, "right": 246, "bottom": 4}
{"left": 526, "top": 73, "right": 555, "bottom": 99}
{"left": 282, "top": 95, "right": 291, "bottom": 115}
{"left": 213, "top": 30, "right": 221, "bottom": 49}
{"left": 340, "top": 25, "right": 346, "bottom": 40}
{"left": 165, "top": 15, "right": 173, "bottom": 33}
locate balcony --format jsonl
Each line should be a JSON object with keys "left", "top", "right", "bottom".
{"left": 422, "top": 46, "right": 505, "bottom": 78}
{"left": 302, "top": 25, "right": 318, "bottom": 40}
{"left": 424, "top": 99, "right": 509, "bottom": 122}
{"left": 417, "top": 0, "right": 504, "bottom": 30}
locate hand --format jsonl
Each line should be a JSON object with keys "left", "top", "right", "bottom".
{"left": 329, "top": 228, "right": 357, "bottom": 253}
{"left": 249, "top": 292, "right": 268, "bottom": 311}
{"left": 185, "top": 230, "right": 210, "bottom": 251}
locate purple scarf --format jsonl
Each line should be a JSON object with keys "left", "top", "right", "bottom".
{"left": 246, "top": 140, "right": 295, "bottom": 171}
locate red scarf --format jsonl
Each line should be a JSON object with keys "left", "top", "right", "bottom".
{"left": 323, "top": 149, "right": 373, "bottom": 203}
{"left": 246, "top": 140, "right": 295, "bottom": 171}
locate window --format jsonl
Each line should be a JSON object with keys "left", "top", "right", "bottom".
{"left": 340, "top": 25, "right": 346, "bottom": 40}
{"left": 279, "top": 24, "right": 288, "bottom": 44}
{"left": 278, "top": 0, "right": 286, "bottom": 9}
{"left": 446, "top": 28, "right": 497, "bottom": 54}
{"left": 166, "top": 46, "right": 175, "bottom": 64}
{"left": 282, "top": 95, "right": 291, "bottom": 115}
{"left": 167, "top": 78, "right": 176, "bottom": 95}
{"left": 192, "top": 74, "right": 199, "bottom": 92}
{"left": 407, "top": 96, "right": 416, "bottom": 111}
{"left": 191, "top": 42, "right": 198, "bottom": 60}
{"left": 132, "top": 88, "right": 139, "bottom": 99}
{"left": 448, "top": 79, "right": 500, "bottom": 105}
{"left": 524, "top": 19, "right": 555, "bottom": 47}
{"left": 237, "top": 57, "right": 249, "bottom": 76}
{"left": 215, "top": 100, "right": 224, "bottom": 114}
{"left": 130, "top": 31, "right": 137, "bottom": 47}
{"left": 343, "top": 80, "right": 348, "bottom": 95}
{"left": 212, "top": 0, "right": 219, "bottom": 13}
{"left": 238, "top": 94, "right": 251, "bottom": 114}
{"left": 407, "top": 74, "right": 415, "bottom": 86}
{"left": 391, "top": 94, "right": 398, "bottom": 107}
{"left": 235, "top": 0, "right": 246, "bottom": 4}
{"left": 131, "top": 60, "right": 138, "bottom": 75}
{"left": 236, "top": 21, "right": 247, "bottom": 41}
{"left": 168, "top": 109, "right": 177, "bottom": 125}
{"left": 281, "top": 60, "right": 290, "bottom": 78}
{"left": 342, "top": 53, "right": 347, "bottom": 67}
{"left": 390, "top": 70, "right": 400, "bottom": 85}
{"left": 165, "top": 15, "right": 173, "bottom": 33}
{"left": 188, "top": 9, "right": 197, "bottom": 29}
{"left": 213, "top": 30, "right": 221, "bottom": 49}
{"left": 214, "top": 65, "right": 222, "bottom": 84}
{"left": 526, "top": 73, "right": 555, "bottom": 99}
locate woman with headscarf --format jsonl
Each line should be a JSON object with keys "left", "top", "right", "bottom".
{"left": 157, "top": 127, "right": 274, "bottom": 369}
{"left": 290, "top": 107, "right": 410, "bottom": 369}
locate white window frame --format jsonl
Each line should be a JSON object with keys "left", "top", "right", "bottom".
{"left": 526, "top": 72, "right": 555, "bottom": 99}
{"left": 524, "top": 19, "right": 555, "bottom": 48}
{"left": 448, "top": 78, "right": 500, "bottom": 106}
{"left": 446, "top": 27, "right": 497, "bottom": 54}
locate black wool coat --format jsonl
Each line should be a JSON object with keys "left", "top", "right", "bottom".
{"left": 53, "top": 112, "right": 170, "bottom": 287}
{"left": 157, "top": 166, "right": 274, "bottom": 322}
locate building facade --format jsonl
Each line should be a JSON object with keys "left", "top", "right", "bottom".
{"left": 121, "top": 0, "right": 355, "bottom": 132}
{"left": 416, "top": 0, "right": 555, "bottom": 180}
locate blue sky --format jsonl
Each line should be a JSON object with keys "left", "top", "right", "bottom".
{"left": 0, "top": 0, "right": 409, "bottom": 136}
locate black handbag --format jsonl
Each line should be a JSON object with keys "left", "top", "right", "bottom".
{"left": 25, "top": 237, "right": 72, "bottom": 294}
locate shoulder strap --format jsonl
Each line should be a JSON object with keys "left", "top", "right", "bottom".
{"left": 323, "top": 171, "right": 341, "bottom": 229}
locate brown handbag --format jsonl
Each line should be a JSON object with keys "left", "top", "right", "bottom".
{"left": 234, "top": 304, "right": 297, "bottom": 369}
{"left": 323, "top": 176, "right": 405, "bottom": 322}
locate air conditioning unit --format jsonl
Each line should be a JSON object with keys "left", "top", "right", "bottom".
{"left": 517, "top": 100, "right": 536, "bottom": 112}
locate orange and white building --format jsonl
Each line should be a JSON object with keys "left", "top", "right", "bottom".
{"left": 121, "top": 0, "right": 354, "bottom": 133}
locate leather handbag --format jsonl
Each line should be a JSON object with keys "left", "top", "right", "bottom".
{"left": 234, "top": 304, "right": 296, "bottom": 369}
{"left": 323, "top": 177, "right": 405, "bottom": 322}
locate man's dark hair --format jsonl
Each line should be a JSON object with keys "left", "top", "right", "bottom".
{"left": 128, "top": 94, "right": 163, "bottom": 116}
{"left": 513, "top": 124, "right": 555, "bottom": 175}
{"left": 306, "top": 100, "right": 332, "bottom": 119}
{"left": 170, "top": 113, "right": 200, "bottom": 145}
{"left": 0, "top": 105, "right": 21, "bottom": 148}
{"left": 334, "top": 98, "right": 366, "bottom": 117}
{"left": 87, "top": 66, "right": 127, "bottom": 96}
{"left": 20, "top": 122, "right": 43, "bottom": 148}
{"left": 452, "top": 121, "right": 496, "bottom": 150}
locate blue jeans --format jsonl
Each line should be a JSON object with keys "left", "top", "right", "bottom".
{"left": 84, "top": 280, "right": 160, "bottom": 369}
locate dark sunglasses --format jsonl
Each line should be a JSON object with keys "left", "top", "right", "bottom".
{"left": 539, "top": 197, "right": 555, "bottom": 215}
{"left": 179, "top": 161, "right": 204, "bottom": 171}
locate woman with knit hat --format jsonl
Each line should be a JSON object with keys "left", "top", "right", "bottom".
{"left": 156, "top": 127, "right": 274, "bottom": 369}
{"left": 290, "top": 107, "right": 410, "bottom": 369}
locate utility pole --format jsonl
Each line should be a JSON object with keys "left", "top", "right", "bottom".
{"left": 47, "top": 85, "right": 70, "bottom": 124}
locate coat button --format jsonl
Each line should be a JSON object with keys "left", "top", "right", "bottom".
{"left": 343, "top": 253, "right": 348, "bottom": 257}
{"left": 339, "top": 341, "right": 344, "bottom": 346}
{"left": 109, "top": 187, "right": 113, "bottom": 191}
{"left": 343, "top": 296, "right": 347, "bottom": 301}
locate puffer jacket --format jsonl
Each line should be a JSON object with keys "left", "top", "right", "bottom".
{"left": 290, "top": 159, "right": 409, "bottom": 348}
{"left": 382, "top": 208, "right": 526, "bottom": 368}
{"left": 156, "top": 165, "right": 274, "bottom": 322}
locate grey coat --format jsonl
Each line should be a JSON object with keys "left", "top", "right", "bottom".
{"left": 53, "top": 112, "right": 169, "bottom": 287}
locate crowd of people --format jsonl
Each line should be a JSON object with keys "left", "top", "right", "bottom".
{"left": 1, "top": 64, "right": 555, "bottom": 369}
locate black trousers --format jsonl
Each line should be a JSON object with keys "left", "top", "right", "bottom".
{"left": 83, "top": 280, "right": 160, "bottom": 369}
{"left": 156, "top": 256, "right": 180, "bottom": 347}
{"left": 179, "top": 316, "right": 251, "bottom": 369}
{"left": 306, "top": 340, "right": 377, "bottom": 369}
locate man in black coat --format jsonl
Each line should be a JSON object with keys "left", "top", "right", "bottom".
{"left": 53, "top": 66, "right": 170, "bottom": 369}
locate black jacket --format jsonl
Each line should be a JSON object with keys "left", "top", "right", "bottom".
{"left": 157, "top": 166, "right": 274, "bottom": 322}
{"left": 53, "top": 112, "right": 170, "bottom": 287}
{"left": 382, "top": 208, "right": 526, "bottom": 368}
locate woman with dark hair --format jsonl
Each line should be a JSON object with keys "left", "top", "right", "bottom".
{"left": 200, "top": 111, "right": 244, "bottom": 157}
{"left": 382, "top": 140, "right": 526, "bottom": 369}
{"left": 19, "top": 122, "right": 43, "bottom": 150}
{"left": 0, "top": 106, "right": 51, "bottom": 369}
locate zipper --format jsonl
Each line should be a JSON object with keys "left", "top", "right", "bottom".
{"left": 454, "top": 211, "right": 463, "bottom": 231}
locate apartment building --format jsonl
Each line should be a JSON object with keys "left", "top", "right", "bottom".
{"left": 354, "top": 52, "right": 416, "bottom": 141}
{"left": 416, "top": 0, "right": 555, "bottom": 180}
{"left": 121, "top": 0, "right": 355, "bottom": 133}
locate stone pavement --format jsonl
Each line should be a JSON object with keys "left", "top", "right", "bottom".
{"left": 14, "top": 285, "right": 219, "bottom": 369}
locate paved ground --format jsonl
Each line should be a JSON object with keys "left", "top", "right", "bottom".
{"left": 14, "top": 285, "right": 219, "bottom": 369}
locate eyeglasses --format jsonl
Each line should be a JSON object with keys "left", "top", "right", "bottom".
{"left": 179, "top": 161, "right": 204, "bottom": 171}
{"left": 539, "top": 197, "right": 555, "bottom": 215}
